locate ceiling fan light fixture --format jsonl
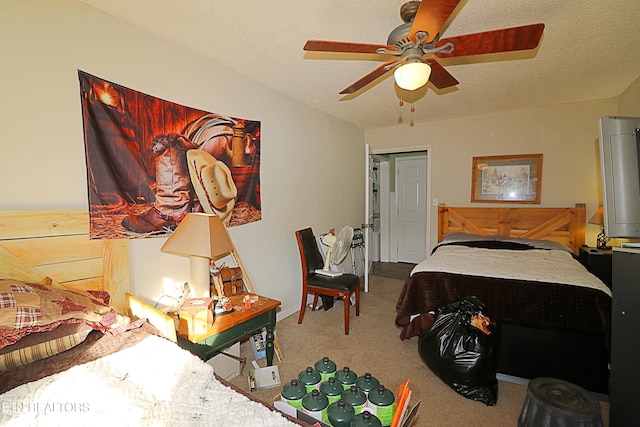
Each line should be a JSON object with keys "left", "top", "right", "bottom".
{"left": 394, "top": 61, "right": 431, "bottom": 91}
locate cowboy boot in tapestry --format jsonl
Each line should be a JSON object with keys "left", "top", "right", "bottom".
{"left": 122, "top": 134, "right": 196, "bottom": 233}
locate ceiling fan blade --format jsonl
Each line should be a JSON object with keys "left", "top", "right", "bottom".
{"left": 409, "top": 0, "right": 461, "bottom": 44}
{"left": 435, "top": 23, "right": 545, "bottom": 58}
{"left": 304, "top": 40, "right": 395, "bottom": 54}
{"left": 425, "top": 59, "right": 459, "bottom": 89}
{"left": 339, "top": 61, "right": 397, "bottom": 94}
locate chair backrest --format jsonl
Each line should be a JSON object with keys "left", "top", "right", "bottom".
{"left": 295, "top": 228, "right": 325, "bottom": 276}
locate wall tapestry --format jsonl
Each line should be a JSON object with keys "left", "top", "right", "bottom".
{"left": 79, "top": 70, "right": 261, "bottom": 239}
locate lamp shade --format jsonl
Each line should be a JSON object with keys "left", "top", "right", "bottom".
{"left": 589, "top": 206, "right": 605, "bottom": 226}
{"left": 394, "top": 61, "right": 431, "bottom": 91}
{"left": 161, "top": 213, "right": 234, "bottom": 297}
{"left": 589, "top": 206, "right": 610, "bottom": 249}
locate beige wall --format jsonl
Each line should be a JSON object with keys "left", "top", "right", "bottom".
{"left": 365, "top": 98, "right": 621, "bottom": 250}
{"left": 0, "top": 0, "right": 365, "bottom": 318}
{"left": 618, "top": 74, "right": 640, "bottom": 116}
{"left": 2, "top": 0, "right": 638, "bottom": 317}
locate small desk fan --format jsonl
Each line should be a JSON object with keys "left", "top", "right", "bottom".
{"left": 316, "top": 226, "right": 354, "bottom": 277}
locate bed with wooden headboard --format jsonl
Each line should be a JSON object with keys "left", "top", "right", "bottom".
{"left": 0, "top": 210, "right": 128, "bottom": 313}
{"left": 0, "top": 210, "right": 306, "bottom": 426}
{"left": 396, "top": 204, "right": 611, "bottom": 395}
{"left": 436, "top": 203, "right": 586, "bottom": 255}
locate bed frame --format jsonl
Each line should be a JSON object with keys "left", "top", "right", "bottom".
{"left": 438, "top": 203, "right": 586, "bottom": 255}
{"left": 436, "top": 203, "right": 609, "bottom": 396}
{"left": 0, "top": 210, "right": 304, "bottom": 424}
{"left": 0, "top": 210, "right": 129, "bottom": 313}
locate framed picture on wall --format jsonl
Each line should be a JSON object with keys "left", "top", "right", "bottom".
{"left": 471, "top": 154, "right": 542, "bottom": 203}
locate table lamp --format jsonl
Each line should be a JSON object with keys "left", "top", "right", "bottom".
{"left": 589, "top": 206, "right": 610, "bottom": 249}
{"left": 161, "top": 213, "right": 234, "bottom": 297}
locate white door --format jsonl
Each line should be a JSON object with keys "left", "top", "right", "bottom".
{"left": 363, "top": 144, "right": 374, "bottom": 292}
{"left": 396, "top": 155, "right": 427, "bottom": 263}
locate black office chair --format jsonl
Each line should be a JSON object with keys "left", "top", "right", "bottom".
{"left": 295, "top": 227, "right": 360, "bottom": 335}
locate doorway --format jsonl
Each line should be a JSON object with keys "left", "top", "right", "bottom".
{"left": 368, "top": 148, "right": 431, "bottom": 265}
{"left": 396, "top": 154, "right": 428, "bottom": 263}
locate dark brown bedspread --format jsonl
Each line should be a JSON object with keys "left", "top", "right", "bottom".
{"left": 395, "top": 271, "right": 611, "bottom": 341}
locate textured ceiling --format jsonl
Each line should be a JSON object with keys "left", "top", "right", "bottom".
{"left": 80, "top": 0, "right": 640, "bottom": 130}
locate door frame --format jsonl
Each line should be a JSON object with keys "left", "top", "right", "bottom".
{"left": 369, "top": 144, "right": 433, "bottom": 264}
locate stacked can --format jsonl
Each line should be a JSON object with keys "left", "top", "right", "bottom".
{"left": 301, "top": 389, "right": 329, "bottom": 424}
{"left": 278, "top": 359, "right": 388, "bottom": 427}
{"left": 314, "top": 356, "right": 337, "bottom": 381}
{"left": 320, "top": 377, "right": 344, "bottom": 405}
{"left": 351, "top": 411, "right": 383, "bottom": 427}
{"left": 334, "top": 366, "right": 358, "bottom": 390}
{"left": 327, "top": 399, "right": 355, "bottom": 427}
{"left": 297, "top": 366, "right": 321, "bottom": 392}
{"left": 366, "top": 385, "right": 395, "bottom": 427}
{"left": 342, "top": 385, "right": 367, "bottom": 415}
{"left": 356, "top": 372, "right": 380, "bottom": 397}
{"left": 280, "top": 379, "right": 307, "bottom": 410}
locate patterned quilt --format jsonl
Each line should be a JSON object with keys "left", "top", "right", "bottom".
{"left": 0, "top": 279, "right": 129, "bottom": 349}
{"left": 0, "top": 334, "right": 299, "bottom": 426}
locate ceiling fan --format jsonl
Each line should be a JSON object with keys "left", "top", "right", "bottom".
{"left": 303, "top": 0, "right": 544, "bottom": 95}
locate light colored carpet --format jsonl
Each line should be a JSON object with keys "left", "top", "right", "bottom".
{"left": 229, "top": 274, "right": 610, "bottom": 426}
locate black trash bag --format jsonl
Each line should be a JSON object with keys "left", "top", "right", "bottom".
{"left": 418, "top": 296, "right": 498, "bottom": 406}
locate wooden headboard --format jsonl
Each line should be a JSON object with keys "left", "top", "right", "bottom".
{"left": 438, "top": 203, "right": 586, "bottom": 255}
{"left": 0, "top": 210, "right": 129, "bottom": 313}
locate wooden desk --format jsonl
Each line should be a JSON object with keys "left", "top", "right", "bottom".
{"left": 176, "top": 294, "right": 281, "bottom": 365}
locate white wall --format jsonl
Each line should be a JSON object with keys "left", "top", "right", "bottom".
{"left": 0, "top": 0, "right": 365, "bottom": 318}
{"left": 365, "top": 98, "right": 620, "bottom": 249}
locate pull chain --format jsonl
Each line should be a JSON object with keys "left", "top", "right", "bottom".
{"left": 410, "top": 91, "right": 415, "bottom": 125}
